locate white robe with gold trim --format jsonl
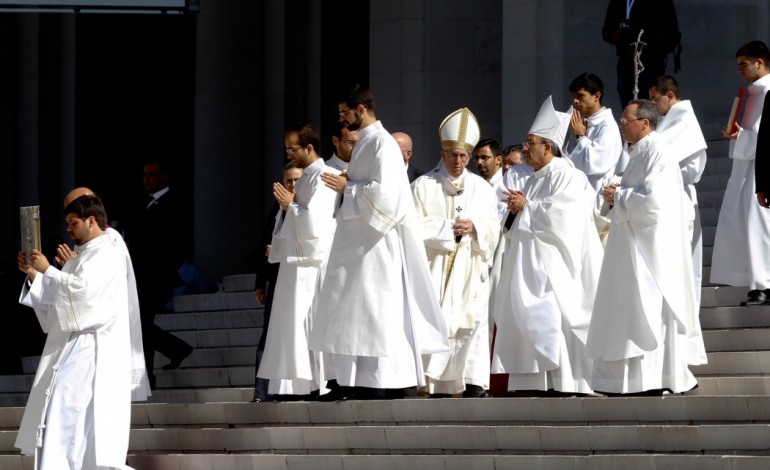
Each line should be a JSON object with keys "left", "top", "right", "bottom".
{"left": 411, "top": 166, "right": 500, "bottom": 394}
{"left": 309, "top": 121, "right": 449, "bottom": 389}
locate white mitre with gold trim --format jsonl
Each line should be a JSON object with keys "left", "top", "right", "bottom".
{"left": 439, "top": 107, "right": 480, "bottom": 153}
{"left": 528, "top": 96, "right": 571, "bottom": 147}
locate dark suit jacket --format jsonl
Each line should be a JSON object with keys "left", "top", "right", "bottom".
{"left": 254, "top": 201, "right": 282, "bottom": 351}
{"left": 126, "top": 188, "right": 191, "bottom": 313}
{"left": 406, "top": 164, "right": 425, "bottom": 183}
{"left": 756, "top": 92, "right": 770, "bottom": 194}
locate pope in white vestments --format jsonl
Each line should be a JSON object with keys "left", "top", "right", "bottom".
{"left": 310, "top": 87, "right": 448, "bottom": 392}
{"left": 492, "top": 96, "right": 602, "bottom": 395}
{"left": 17, "top": 195, "right": 137, "bottom": 469}
{"left": 259, "top": 128, "right": 339, "bottom": 397}
{"left": 411, "top": 108, "right": 499, "bottom": 396}
{"left": 587, "top": 100, "right": 701, "bottom": 395}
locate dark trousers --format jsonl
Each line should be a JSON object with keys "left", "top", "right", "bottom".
{"left": 138, "top": 275, "right": 192, "bottom": 389}
{"left": 253, "top": 263, "right": 279, "bottom": 401}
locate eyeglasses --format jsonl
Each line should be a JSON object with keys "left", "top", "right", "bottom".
{"left": 338, "top": 108, "right": 353, "bottom": 116}
{"left": 285, "top": 146, "right": 303, "bottom": 154}
{"left": 522, "top": 140, "right": 545, "bottom": 148}
{"left": 445, "top": 152, "right": 470, "bottom": 160}
{"left": 619, "top": 117, "right": 645, "bottom": 125}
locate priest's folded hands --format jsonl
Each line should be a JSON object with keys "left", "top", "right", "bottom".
{"left": 603, "top": 183, "right": 619, "bottom": 206}
{"left": 503, "top": 189, "right": 527, "bottom": 213}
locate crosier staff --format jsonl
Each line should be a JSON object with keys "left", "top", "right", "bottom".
{"left": 631, "top": 29, "right": 646, "bottom": 100}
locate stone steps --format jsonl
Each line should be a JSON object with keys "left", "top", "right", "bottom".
{"left": 1, "top": 139, "right": 761, "bottom": 469}
{"left": 2, "top": 453, "right": 770, "bottom": 470}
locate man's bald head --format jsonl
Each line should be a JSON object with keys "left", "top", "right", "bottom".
{"left": 64, "top": 187, "right": 95, "bottom": 208}
{"left": 392, "top": 132, "right": 413, "bottom": 165}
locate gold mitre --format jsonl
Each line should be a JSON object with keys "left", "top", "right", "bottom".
{"left": 439, "top": 107, "right": 480, "bottom": 153}
{"left": 528, "top": 96, "right": 571, "bottom": 146}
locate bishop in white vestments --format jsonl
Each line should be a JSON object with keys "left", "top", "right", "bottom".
{"left": 492, "top": 96, "right": 602, "bottom": 395}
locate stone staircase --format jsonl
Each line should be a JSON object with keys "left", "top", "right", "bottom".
{"left": 2, "top": 138, "right": 770, "bottom": 469}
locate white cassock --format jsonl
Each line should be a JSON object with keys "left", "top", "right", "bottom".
{"left": 411, "top": 165, "right": 500, "bottom": 394}
{"left": 16, "top": 234, "right": 135, "bottom": 469}
{"left": 309, "top": 121, "right": 449, "bottom": 389}
{"left": 656, "top": 99, "right": 708, "bottom": 310}
{"left": 587, "top": 132, "right": 702, "bottom": 394}
{"left": 711, "top": 74, "right": 770, "bottom": 290}
{"left": 563, "top": 106, "right": 623, "bottom": 193}
{"left": 491, "top": 157, "right": 602, "bottom": 393}
{"left": 491, "top": 163, "right": 535, "bottom": 345}
{"left": 503, "top": 163, "right": 534, "bottom": 193}
{"left": 485, "top": 167, "right": 511, "bottom": 345}
{"left": 326, "top": 153, "right": 349, "bottom": 172}
{"left": 258, "top": 158, "right": 339, "bottom": 395}
{"left": 105, "top": 227, "right": 152, "bottom": 402}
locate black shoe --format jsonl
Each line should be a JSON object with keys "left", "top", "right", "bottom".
{"left": 354, "top": 386, "right": 386, "bottom": 400}
{"left": 462, "top": 384, "right": 490, "bottom": 398}
{"left": 161, "top": 345, "right": 193, "bottom": 370}
{"left": 740, "top": 289, "right": 769, "bottom": 306}
{"left": 318, "top": 386, "right": 355, "bottom": 402}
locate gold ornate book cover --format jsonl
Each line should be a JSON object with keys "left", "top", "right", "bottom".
{"left": 20, "top": 205, "right": 41, "bottom": 263}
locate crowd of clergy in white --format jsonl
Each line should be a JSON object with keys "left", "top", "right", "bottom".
{"left": 13, "top": 40, "right": 770, "bottom": 465}
{"left": 252, "top": 71, "right": 733, "bottom": 401}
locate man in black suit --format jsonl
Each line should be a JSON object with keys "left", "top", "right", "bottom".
{"left": 125, "top": 159, "right": 193, "bottom": 389}
{"left": 392, "top": 131, "right": 424, "bottom": 183}
{"left": 758, "top": 92, "right": 770, "bottom": 209}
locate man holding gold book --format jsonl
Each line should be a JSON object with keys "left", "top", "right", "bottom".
{"left": 16, "top": 194, "right": 139, "bottom": 469}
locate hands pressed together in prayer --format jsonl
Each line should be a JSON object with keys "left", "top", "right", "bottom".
{"left": 603, "top": 183, "right": 620, "bottom": 206}
{"left": 503, "top": 189, "right": 527, "bottom": 214}
{"left": 453, "top": 217, "right": 475, "bottom": 238}
{"left": 320, "top": 171, "right": 349, "bottom": 194}
{"left": 273, "top": 182, "right": 296, "bottom": 211}
{"left": 570, "top": 109, "right": 587, "bottom": 137}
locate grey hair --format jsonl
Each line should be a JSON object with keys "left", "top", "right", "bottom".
{"left": 543, "top": 138, "right": 562, "bottom": 157}
{"left": 628, "top": 99, "right": 659, "bottom": 130}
